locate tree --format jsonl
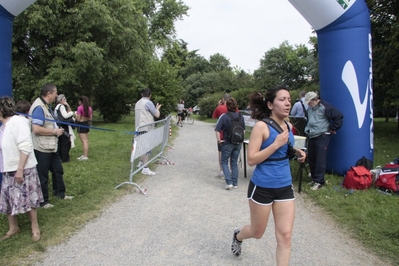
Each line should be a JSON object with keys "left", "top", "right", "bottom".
{"left": 307, "top": 35, "right": 320, "bottom": 84}
{"left": 12, "top": 0, "right": 188, "bottom": 122}
{"left": 178, "top": 53, "right": 211, "bottom": 80}
{"left": 253, "top": 41, "right": 312, "bottom": 90}
{"left": 143, "top": 60, "right": 184, "bottom": 118}
{"left": 161, "top": 39, "right": 191, "bottom": 68}
{"left": 366, "top": 0, "right": 399, "bottom": 127}
{"left": 209, "top": 53, "right": 232, "bottom": 72}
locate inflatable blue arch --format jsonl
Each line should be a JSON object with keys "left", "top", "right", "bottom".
{"left": 0, "top": 0, "right": 373, "bottom": 175}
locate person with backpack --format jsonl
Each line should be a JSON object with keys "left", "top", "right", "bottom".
{"left": 214, "top": 97, "right": 245, "bottom": 190}
{"left": 230, "top": 86, "right": 306, "bottom": 264}
{"left": 290, "top": 90, "right": 308, "bottom": 117}
{"left": 212, "top": 94, "right": 230, "bottom": 179}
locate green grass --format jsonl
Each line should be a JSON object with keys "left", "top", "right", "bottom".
{"left": 1, "top": 115, "right": 398, "bottom": 265}
{"left": 290, "top": 118, "right": 399, "bottom": 265}
{"left": 0, "top": 112, "right": 173, "bottom": 265}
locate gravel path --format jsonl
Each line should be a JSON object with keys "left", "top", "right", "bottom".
{"left": 33, "top": 119, "right": 388, "bottom": 266}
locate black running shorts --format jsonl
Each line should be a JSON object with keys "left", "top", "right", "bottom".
{"left": 247, "top": 180, "right": 295, "bottom": 205}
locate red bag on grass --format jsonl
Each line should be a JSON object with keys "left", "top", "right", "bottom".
{"left": 375, "top": 164, "right": 399, "bottom": 193}
{"left": 342, "top": 166, "right": 372, "bottom": 190}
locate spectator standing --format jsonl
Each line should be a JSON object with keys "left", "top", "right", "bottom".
{"left": 290, "top": 90, "right": 308, "bottom": 117}
{"left": 29, "top": 83, "right": 73, "bottom": 209}
{"left": 212, "top": 93, "right": 230, "bottom": 179}
{"left": 15, "top": 100, "right": 31, "bottom": 119}
{"left": 134, "top": 88, "right": 162, "bottom": 175}
{"left": 214, "top": 98, "right": 245, "bottom": 189}
{"left": 0, "top": 96, "right": 44, "bottom": 242}
{"left": 76, "top": 96, "right": 92, "bottom": 161}
{"left": 303, "top": 91, "right": 343, "bottom": 190}
{"left": 231, "top": 87, "right": 306, "bottom": 265}
{"left": 55, "top": 94, "right": 75, "bottom": 162}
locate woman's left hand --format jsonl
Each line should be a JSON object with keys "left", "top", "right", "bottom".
{"left": 295, "top": 149, "right": 306, "bottom": 163}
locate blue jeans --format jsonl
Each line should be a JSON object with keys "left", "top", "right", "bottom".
{"left": 221, "top": 143, "right": 242, "bottom": 186}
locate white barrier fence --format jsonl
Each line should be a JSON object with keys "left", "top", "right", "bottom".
{"left": 114, "top": 115, "right": 172, "bottom": 194}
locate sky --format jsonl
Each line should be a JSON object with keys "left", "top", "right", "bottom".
{"left": 175, "top": 0, "right": 315, "bottom": 73}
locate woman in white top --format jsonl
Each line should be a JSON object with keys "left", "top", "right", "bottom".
{"left": 54, "top": 94, "right": 75, "bottom": 162}
{"left": 0, "top": 96, "right": 43, "bottom": 242}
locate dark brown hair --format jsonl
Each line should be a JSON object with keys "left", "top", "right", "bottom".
{"left": 40, "top": 83, "right": 56, "bottom": 97}
{"left": 15, "top": 100, "right": 31, "bottom": 115}
{"left": 79, "top": 96, "right": 90, "bottom": 117}
{"left": 226, "top": 97, "right": 238, "bottom": 112}
{"left": 0, "top": 96, "right": 16, "bottom": 118}
{"left": 249, "top": 85, "right": 289, "bottom": 120}
{"left": 142, "top": 88, "right": 151, "bottom": 97}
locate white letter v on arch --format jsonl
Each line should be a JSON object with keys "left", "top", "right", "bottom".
{"left": 342, "top": 61, "right": 368, "bottom": 128}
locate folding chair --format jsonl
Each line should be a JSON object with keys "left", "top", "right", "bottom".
{"left": 293, "top": 135, "right": 310, "bottom": 193}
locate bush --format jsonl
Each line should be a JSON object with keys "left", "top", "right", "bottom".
{"left": 230, "top": 87, "right": 256, "bottom": 110}
{"left": 198, "top": 93, "right": 224, "bottom": 118}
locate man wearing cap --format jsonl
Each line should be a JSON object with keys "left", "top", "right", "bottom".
{"left": 304, "top": 91, "right": 343, "bottom": 190}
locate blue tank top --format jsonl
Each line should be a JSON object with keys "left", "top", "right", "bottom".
{"left": 251, "top": 125, "right": 294, "bottom": 188}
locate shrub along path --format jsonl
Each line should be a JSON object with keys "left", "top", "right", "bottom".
{"left": 33, "top": 119, "right": 388, "bottom": 265}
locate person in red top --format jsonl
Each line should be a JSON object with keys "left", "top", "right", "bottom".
{"left": 212, "top": 94, "right": 230, "bottom": 179}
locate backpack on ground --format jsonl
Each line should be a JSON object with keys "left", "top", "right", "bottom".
{"left": 375, "top": 164, "right": 399, "bottom": 195}
{"left": 226, "top": 112, "right": 244, "bottom": 144}
{"left": 342, "top": 166, "right": 372, "bottom": 190}
{"left": 355, "top": 156, "right": 373, "bottom": 170}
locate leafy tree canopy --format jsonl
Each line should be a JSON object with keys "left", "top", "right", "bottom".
{"left": 12, "top": 0, "right": 188, "bottom": 122}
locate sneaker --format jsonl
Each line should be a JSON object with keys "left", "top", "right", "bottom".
{"left": 137, "top": 161, "right": 143, "bottom": 168}
{"left": 233, "top": 186, "right": 238, "bottom": 189}
{"left": 42, "top": 203, "right": 54, "bottom": 209}
{"left": 225, "top": 184, "right": 233, "bottom": 190}
{"left": 308, "top": 180, "right": 315, "bottom": 186}
{"left": 311, "top": 182, "right": 323, "bottom": 190}
{"left": 77, "top": 155, "right": 84, "bottom": 160}
{"left": 231, "top": 228, "right": 242, "bottom": 257}
{"left": 64, "top": 195, "right": 74, "bottom": 200}
{"left": 78, "top": 156, "right": 89, "bottom": 161}
{"left": 141, "top": 168, "right": 156, "bottom": 176}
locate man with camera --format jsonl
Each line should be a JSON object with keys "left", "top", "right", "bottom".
{"left": 304, "top": 91, "right": 343, "bottom": 190}
{"left": 29, "top": 83, "right": 73, "bottom": 209}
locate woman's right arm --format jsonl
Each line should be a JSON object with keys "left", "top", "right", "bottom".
{"left": 60, "top": 105, "right": 73, "bottom": 118}
{"left": 247, "top": 121, "right": 287, "bottom": 166}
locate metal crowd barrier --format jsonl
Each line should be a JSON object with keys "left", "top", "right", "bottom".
{"left": 114, "top": 115, "right": 171, "bottom": 194}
